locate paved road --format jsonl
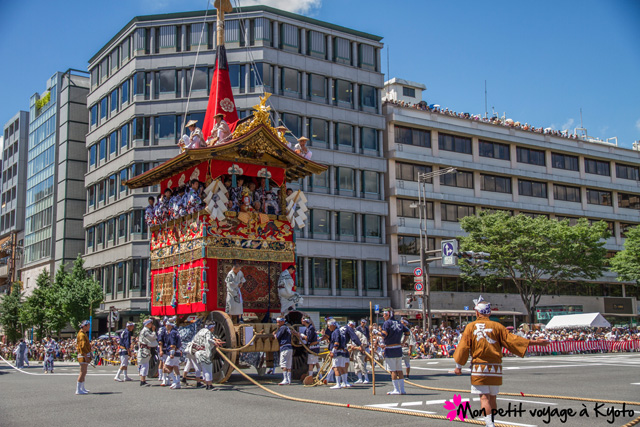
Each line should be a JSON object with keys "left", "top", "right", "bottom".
{"left": 1, "top": 353, "right": 639, "bottom": 427}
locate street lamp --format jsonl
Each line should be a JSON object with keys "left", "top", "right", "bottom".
{"left": 409, "top": 167, "right": 456, "bottom": 333}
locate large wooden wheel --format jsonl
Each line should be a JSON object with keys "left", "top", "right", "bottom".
{"left": 290, "top": 344, "right": 308, "bottom": 380}
{"left": 210, "top": 311, "right": 238, "bottom": 383}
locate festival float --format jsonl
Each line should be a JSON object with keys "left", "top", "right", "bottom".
{"left": 125, "top": 0, "right": 327, "bottom": 382}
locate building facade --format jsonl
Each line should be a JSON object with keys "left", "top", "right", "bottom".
{"left": 1, "top": 111, "right": 29, "bottom": 291}
{"left": 84, "top": 6, "right": 388, "bottom": 326}
{"left": 20, "top": 71, "right": 90, "bottom": 296}
{"left": 384, "top": 79, "right": 640, "bottom": 325}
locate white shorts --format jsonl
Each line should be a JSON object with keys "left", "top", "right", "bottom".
{"left": 120, "top": 355, "right": 129, "bottom": 368}
{"left": 279, "top": 349, "right": 293, "bottom": 369}
{"left": 138, "top": 362, "right": 149, "bottom": 376}
{"left": 307, "top": 353, "right": 319, "bottom": 365}
{"left": 165, "top": 356, "right": 181, "bottom": 367}
{"left": 160, "top": 354, "right": 168, "bottom": 363}
{"left": 384, "top": 357, "right": 402, "bottom": 372}
{"left": 331, "top": 356, "right": 347, "bottom": 368}
{"left": 471, "top": 385, "right": 500, "bottom": 396}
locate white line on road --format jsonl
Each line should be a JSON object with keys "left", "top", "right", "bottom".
{"left": 400, "top": 401, "right": 424, "bottom": 406}
{"left": 494, "top": 420, "right": 537, "bottom": 427}
{"left": 0, "top": 356, "right": 116, "bottom": 376}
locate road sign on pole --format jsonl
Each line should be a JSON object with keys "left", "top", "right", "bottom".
{"left": 441, "top": 240, "right": 458, "bottom": 266}
{"left": 414, "top": 282, "right": 424, "bottom": 292}
{"left": 374, "top": 304, "right": 380, "bottom": 313}
{"left": 413, "top": 276, "right": 423, "bottom": 282}
{"left": 413, "top": 267, "right": 423, "bottom": 277}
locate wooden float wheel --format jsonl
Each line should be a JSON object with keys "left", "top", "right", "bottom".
{"left": 210, "top": 311, "right": 238, "bottom": 384}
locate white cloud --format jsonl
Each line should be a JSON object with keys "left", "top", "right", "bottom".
{"left": 636, "top": 118, "right": 640, "bottom": 132}
{"left": 233, "top": 0, "right": 322, "bottom": 14}
{"left": 561, "top": 118, "right": 574, "bottom": 131}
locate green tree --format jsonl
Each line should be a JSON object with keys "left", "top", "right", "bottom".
{"left": 61, "top": 255, "right": 103, "bottom": 331}
{"left": 0, "top": 283, "right": 24, "bottom": 343}
{"left": 610, "top": 225, "right": 640, "bottom": 284}
{"left": 459, "top": 211, "right": 610, "bottom": 323}
{"left": 19, "top": 271, "right": 51, "bottom": 340}
{"left": 47, "top": 265, "right": 70, "bottom": 337}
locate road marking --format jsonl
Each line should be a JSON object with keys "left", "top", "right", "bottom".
{"left": 631, "top": 383, "right": 640, "bottom": 385}
{"left": 400, "top": 401, "right": 423, "bottom": 406}
{"left": 0, "top": 356, "right": 117, "bottom": 376}
{"left": 497, "top": 397, "right": 557, "bottom": 406}
{"left": 427, "top": 361, "right": 439, "bottom": 364}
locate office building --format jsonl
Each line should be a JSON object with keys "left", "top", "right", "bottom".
{"left": 384, "top": 78, "right": 640, "bottom": 325}
{"left": 20, "top": 70, "right": 90, "bottom": 296}
{"left": 84, "top": 6, "right": 388, "bottom": 326}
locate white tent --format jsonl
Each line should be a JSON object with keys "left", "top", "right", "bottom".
{"left": 545, "top": 313, "right": 611, "bottom": 330}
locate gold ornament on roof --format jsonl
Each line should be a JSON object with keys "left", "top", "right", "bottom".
{"left": 232, "top": 93, "right": 284, "bottom": 144}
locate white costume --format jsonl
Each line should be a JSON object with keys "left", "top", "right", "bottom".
{"left": 225, "top": 269, "right": 245, "bottom": 316}
{"left": 187, "top": 327, "right": 218, "bottom": 382}
{"left": 180, "top": 127, "right": 205, "bottom": 149}
{"left": 137, "top": 326, "right": 158, "bottom": 377}
{"left": 213, "top": 120, "right": 231, "bottom": 145}
{"left": 278, "top": 269, "right": 303, "bottom": 315}
{"left": 350, "top": 329, "right": 369, "bottom": 382}
{"left": 293, "top": 143, "right": 312, "bottom": 159}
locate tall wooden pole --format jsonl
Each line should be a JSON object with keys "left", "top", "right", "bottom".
{"left": 370, "top": 301, "right": 375, "bottom": 395}
{"left": 214, "top": 0, "right": 233, "bottom": 46}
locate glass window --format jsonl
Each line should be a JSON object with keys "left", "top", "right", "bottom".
{"left": 281, "top": 113, "right": 301, "bottom": 137}
{"left": 337, "top": 212, "right": 355, "bottom": 237}
{"left": 116, "top": 262, "right": 126, "bottom": 293}
{"left": 310, "top": 169, "right": 328, "bottom": 190}
{"left": 133, "top": 117, "right": 149, "bottom": 142}
{"left": 518, "top": 179, "right": 547, "bottom": 198}
{"left": 96, "top": 223, "right": 104, "bottom": 246}
{"left": 281, "top": 68, "right": 300, "bottom": 95}
{"left": 119, "top": 169, "right": 127, "bottom": 193}
{"left": 336, "top": 167, "right": 355, "bottom": 192}
{"left": 398, "top": 235, "right": 419, "bottom": 255}
{"left": 364, "top": 261, "right": 380, "bottom": 290}
{"left": 109, "top": 132, "right": 117, "bottom": 155}
{"left": 616, "top": 164, "right": 640, "bottom": 181}
{"left": 108, "top": 174, "right": 116, "bottom": 198}
{"left": 120, "top": 123, "right": 129, "bottom": 149}
{"left": 118, "top": 214, "right": 127, "bottom": 238}
{"left": 107, "top": 218, "right": 115, "bottom": 243}
{"left": 110, "top": 90, "right": 118, "bottom": 113}
{"left": 335, "top": 123, "right": 353, "bottom": 147}
{"left": 440, "top": 170, "right": 473, "bottom": 189}
{"left": 394, "top": 126, "right": 431, "bottom": 147}
{"left": 479, "top": 140, "right": 510, "bottom": 160}
{"left": 307, "top": 30, "right": 326, "bottom": 59}
{"left": 516, "top": 147, "right": 546, "bottom": 166}
{"left": 362, "top": 170, "right": 379, "bottom": 194}
{"left": 361, "top": 127, "right": 378, "bottom": 151}
{"left": 121, "top": 80, "right": 129, "bottom": 105}
{"left": 333, "top": 37, "right": 351, "bottom": 64}
{"left": 553, "top": 184, "right": 581, "bottom": 202}
{"left": 586, "top": 189, "right": 612, "bottom": 206}
{"left": 187, "top": 67, "right": 208, "bottom": 92}
{"left": 98, "top": 181, "right": 105, "bottom": 203}
{"left": 133, "top": 72, "right": 147, "bottom": 96}
{"left": 308, "top": 74, "right": 327, "bottom": 100}
{"left": 99, "top": 138, "right": 106, "bottom": 161}
{"left": 104, "top": 265, "right": 113, "bottom": 295}
{"left": 311, "top": 209, "right": 330, "bottom": 236}
{"left": 88, "top": 186, "right": 95, "bottom": 208}
{"left": 441, "top": 203, "right": 475, "bottom": 222}
{"left": 584, "top": 158, "right": 611, "bottom": 176}
{"left": 334, "top": 80, "right": 353, "bottom": 106}
{"left": 155, "top": 115, "right": 176, "bottom": 142}
{"left": 156, "top": 70, "right": 176, "bottom": 95}
{"left": 396, "top": 163, "right": 433, "bottom": 182}
{"left": 279, "top": 23, "right": 299, "bottom": 52}
{"left": 89, "top": 145, "right": 96, "bottom": 167}
{"left": 402, "top": 87, "right": 416, "bottom": 97}
{"left": 311, "top": 258, "right": 330, "bottom": 289}
{"left": 251, "top": 63, "right": 273, "bottom": 92}
{"left": 338, "top": 259, "right": 356, "bottom": 289}
{"left": 90, "top": 105, "right": 98, "bottom": 126}
{"left": 87, "top": 227, "right": 94, "bottom": 249}
{"left": 396, "top": 199, "right": 433, "bottom": 219}
{"left": 309, "top": 118, "right": 328, "bottom": 145}
{"left": 552, "top": 153, "right": 578, "bottom": 171}
{"left": 100, "top": 97, "right": 108, "bottom": 120}
{"left": 130, "top": 210, "right": 147, "bottom": 237}
{"left": 360, "top": 85, "right": 377, "bottom": 109}
{"left": 481, "top": 174, "right": 512, "bottom": 193}
{"left": 438, "top": 133, "right": 471, "bottom": 154}
{"left": 363, "top": 214, "right": 381, "bottom": 238}
{"left": 618, "top": 193, "right": 640, "bottom": 209}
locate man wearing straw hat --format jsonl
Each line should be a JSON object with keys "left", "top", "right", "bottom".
{"left": 179, "top": 120, "right": 205, "bottom": 150}
{"left": 207, "top": 112, "right": 231, "bottom": 146}
{"left": 453, "top": 296, "right": 550, "bottom": 427}
{"left": 294, "top": 136, "right": 312, "bottom": 160}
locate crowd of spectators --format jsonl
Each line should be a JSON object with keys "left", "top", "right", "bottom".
{"left": 383, "top": 99, "right": 583, "bottom": 140}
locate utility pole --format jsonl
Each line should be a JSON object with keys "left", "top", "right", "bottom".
{"left": 410, "top": 167, "right": 456, "bottom": 333}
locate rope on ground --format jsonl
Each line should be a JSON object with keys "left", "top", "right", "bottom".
{"left": 215, "top": 347, "right": 519, "bottom": 427}
{"left": 216, "top": 334, "right": 259, "bottom": 353}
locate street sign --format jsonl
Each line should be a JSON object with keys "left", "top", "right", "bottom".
{"left": 441, "top": 240, "right": 458, "bottom": 266}
{"left": 413, "top": 267, "right": 423, "bottom": 277}
{"left": 414, "top": 282, "right": 424, "bottom": 292}
{"left": 374, "top": 304, "right": 380, "bottom": 313}
{"left": 413, "top": 276, "right": 423, "bottom": 282}
{"left": 464, "top": 306, "right": 469, "bottom": 311}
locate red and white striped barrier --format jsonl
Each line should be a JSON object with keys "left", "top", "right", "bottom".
{"left": 436, "top": 340, "right": 640, "bottom": 356}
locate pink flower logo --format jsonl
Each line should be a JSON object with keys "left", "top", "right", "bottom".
{"left": 443, "top": 394, "right": 469, "bottom": 421}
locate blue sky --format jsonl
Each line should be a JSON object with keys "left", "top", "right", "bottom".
{"left": 1, "top": 0, "right": 638, "bottom": 147}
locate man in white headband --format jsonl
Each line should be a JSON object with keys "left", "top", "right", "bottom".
{"left": 137, "top": 319, "right": 157, "bottom": 387}
{"left": 453, "top": 296, "right": 550, "bottom": 427}
{"left": 115, "top": 322, "right": 136, "bottom": 382}
{"left": 274, "top": 317, "right": 293, "bottom": 385}
{"left": 374, "top": 309, "right": 410, "bottom": 395}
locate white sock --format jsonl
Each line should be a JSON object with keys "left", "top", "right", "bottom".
{"left": 124, "top": 371, "right": 130, "bottom": 379}
{"left": 335, "top": 374, "right": 342, "bottom": 386}
{"left": 364, "top": 373, "right": 369, "bottom": 381}
{"left": 485, "top": 415, "right": 495, "bottom": 427}
{"left": 392, "top": 379, "right": 399, "bottom": 392}
{"left": 287, "top": 372, "right": 292, "bottom": 383}
{"left": 342, "top": 373, "right": 349, "bottom": 384}
{"left": 399, "top": 379, "right": 405, "bottom": 393}
{"left": 308, "top": 370, "right": 313, "bottom": 377}
{"left": 282, "top": 372, "right": 287, "bottom": 382}
{"left": 114, "top": 368, "right": 122, "bottom": 379}
{"left": 357, "top": 373, "right": 362, "bottom": 381}
{"left": 76, "top": 382, "right": 81, "bottom": 393}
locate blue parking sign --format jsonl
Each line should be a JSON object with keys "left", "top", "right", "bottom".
{"left": 374, "top": 304, "right": 380, "bottom": 313}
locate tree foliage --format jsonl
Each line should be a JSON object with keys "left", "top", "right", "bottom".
{"left": 0, "top": 283, "right": 23, "bottom": 343}
{"left": 19, "top": 271, "right": 51, "bottom": 340}
{"left": 458, "top": 211, "right": 610, "bottom": 322}
{"left": 61, "top": 255, "right": 103, "bottom": 331}
{"left": 610, "top": 225, "right": 640, "bottom": 284}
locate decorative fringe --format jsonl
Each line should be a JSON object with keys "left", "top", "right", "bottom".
{"left": 232, "top": 174, "right": 237, "bottom": 188}
{"left": 171, "top": 268, "right": 177, "bottom": 308}
{"left": 265, "top": 171, "right": 270, "bottom": 191}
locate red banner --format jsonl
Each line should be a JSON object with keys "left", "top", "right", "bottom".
{"left": 160, "top": 162, "right": 209, "bottom": 192}
{"left": 209, "top": 160, "right": 286, "bottom": 187}
{"left": 202, "top": 46, "right": 239, "bottom": 141}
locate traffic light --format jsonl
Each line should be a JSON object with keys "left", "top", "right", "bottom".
{"left": 455, "top": 251, "right": 490, "bottom": 266}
